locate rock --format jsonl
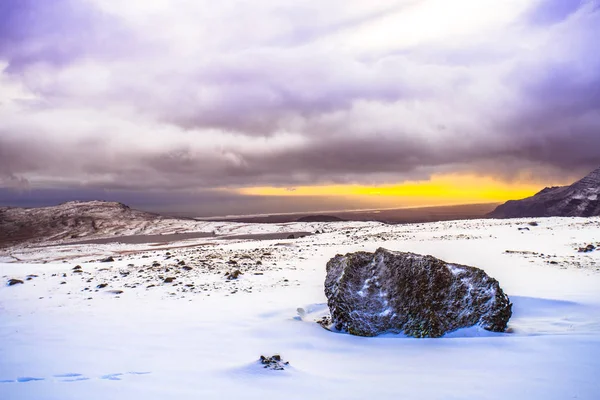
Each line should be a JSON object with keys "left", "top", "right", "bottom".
{"left": 164, "top": 277, "right": 176, "bottom": 283}
{"left": 316, "top": 315, "right": 332, "bottom": 328}
{"left": 7, "top": 278, "right": 24, "bottom": 286}
{"left": 324, "top": 248, "right": 512, "bottom": 338}
{"left": 97, "top": 283, "right": 108, "bottom": 289}
{"left": 260, "top": 355, "right": 289, "bottom": 370}
{"left": 106, "top": 289, "right": 123, "bottom": 295}
{"left": 100, "top": 256, "right": 114, "bottom": 263}
{"left": 225, "top": 270, "right": 242, "bottom": 280}
{"left": 287, "top": 234, "right": 295, "bottom": 239}
{"left": 578, "top": 244, "right": 596, "bottom": 253}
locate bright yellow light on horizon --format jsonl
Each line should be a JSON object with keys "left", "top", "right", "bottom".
{"left": 236, "top": 174, "right": 548, "bottom": 208}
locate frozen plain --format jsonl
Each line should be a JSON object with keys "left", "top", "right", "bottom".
{"left": 1, "top": 217, "right": 599, "bottom": 400}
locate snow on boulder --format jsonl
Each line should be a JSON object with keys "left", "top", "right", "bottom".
{"left": 324, "top": 248, "right": 512, "bottom": 338}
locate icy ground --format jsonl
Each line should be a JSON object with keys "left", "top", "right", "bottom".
{"left": 1, "top": 217, "right": 600, "bottom": 399}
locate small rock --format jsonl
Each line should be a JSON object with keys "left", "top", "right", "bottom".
{"left": 97, "top": 283, "right": 108, "bottom": 289}
{"left": 316, "top": 315, "right": 332, "bottom": 328}
{"left": 225, "top": 270, "right": 242, "bottom": 280}
{"left": 7, "top": 279, "right": 24, "bottom": 286}
{"left": 287, "top": 234, "right": 295, "bottom": 239}
{"left": 259, "top": 355, "right": 289, "bottom": 371}
{"left": 578, "top": 244, "right": 596, "bottom": 253}
{"left": 100, "top": 256, "right": 115, "bottom": 263}
{"left": 164, "top": 277, "right": 176, "bottom": 283}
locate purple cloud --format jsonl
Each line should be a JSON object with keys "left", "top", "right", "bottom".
{"left": 0, "top": 0, "right": 599, "bottom": 202}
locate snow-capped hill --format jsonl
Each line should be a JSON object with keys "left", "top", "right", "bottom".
{"left": 489, "top": 167, "right": 600, "bottom": 218}
{"left": 0, "top": 201, "right": 187, "bottom": 247}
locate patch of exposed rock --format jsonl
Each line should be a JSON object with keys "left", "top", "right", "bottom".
{"left": 259, "top": 355, "right": 289, "bottom": 370}
{"left": 225, "top": 269, "right": 242, "bottom": 280}
{"left": 324, "top": 248, "right": 512, "bottom": 338}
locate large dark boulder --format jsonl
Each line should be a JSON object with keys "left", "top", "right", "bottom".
{"left": 324, "top": 248, "right": 512, "bottom": 338}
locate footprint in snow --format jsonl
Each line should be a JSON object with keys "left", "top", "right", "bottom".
{"left": 0, "top": 371, "right": 151, "bottom": 383}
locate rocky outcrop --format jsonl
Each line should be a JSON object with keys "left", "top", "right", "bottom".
{"left": 259, "top": 355, "right": 289, "bottom": 370}
{"left": 0, "top": 201, "right": 201, "bottom": 248}
{"left": 324, "top": 248, "right": 512, "bottom": 338}
{"left": 489, "top": 167, "right": 600, "bottom": 218}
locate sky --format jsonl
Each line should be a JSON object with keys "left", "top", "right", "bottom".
{"left": 1, "top": 0, "right": 599, "bottom": 215}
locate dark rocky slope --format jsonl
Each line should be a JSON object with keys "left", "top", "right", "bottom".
{"left": 0, "top": 201, "right": 186, "bottom": 247}
{"left": 324, "top": 248, "right": 512, "bottom": 338}
{"left": 489, "top": 167, "right": 600, "bottom": 218}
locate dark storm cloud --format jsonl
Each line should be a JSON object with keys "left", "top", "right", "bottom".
{"left": 1, "top": 0, "right": 600, "bottom": 200}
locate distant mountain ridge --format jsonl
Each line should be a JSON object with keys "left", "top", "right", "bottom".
{"left": 296, "top": 215, "right": 345, "bottom": 222}
{"left": 489, "top": 167, "right": 600, "bottom": 218}
{"left": 0, "top": 201, "right": 193, "bottom": 247}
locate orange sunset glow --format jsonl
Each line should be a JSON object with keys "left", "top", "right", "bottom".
{"left": 236, "top": 174, "right": 553, "bottom": 208}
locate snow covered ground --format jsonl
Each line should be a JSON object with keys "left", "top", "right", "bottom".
{"left": 1, "top": 217, "right": 600, "bottom": 399}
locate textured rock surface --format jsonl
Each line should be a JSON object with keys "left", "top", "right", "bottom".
{"left": 259, "top": 355, "right": 289, "bottom": 370}
{"left": 324, "top": 248, "right": 512, "bottom": 338}
{"left": 489, "top": 167, "right": 600, "bottom": 218}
